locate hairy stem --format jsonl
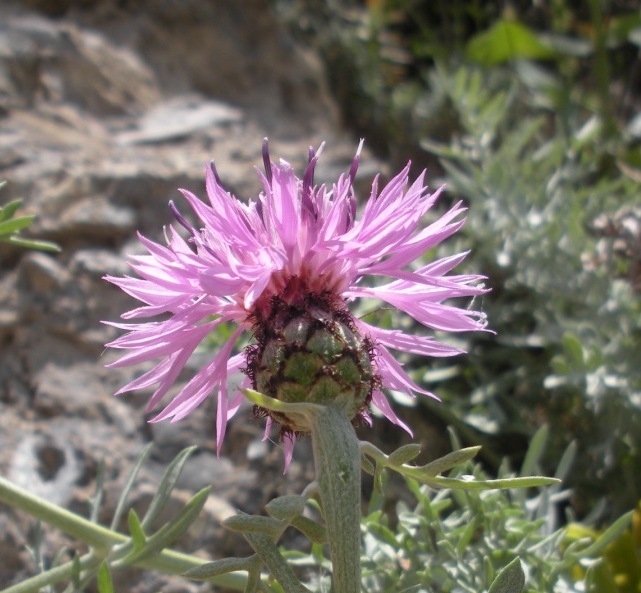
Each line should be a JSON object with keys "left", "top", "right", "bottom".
{"left": 310, "top": 405, "right": 361, "bottom": 593}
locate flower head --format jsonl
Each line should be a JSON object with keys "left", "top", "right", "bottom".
{"left": 105, "top": 140, "right": 488, "bottom": 467}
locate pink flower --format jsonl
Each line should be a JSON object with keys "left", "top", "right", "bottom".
{"left": 105, "top": 140, "right": 488, "bottom": 466}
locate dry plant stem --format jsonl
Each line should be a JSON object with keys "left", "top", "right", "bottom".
{"left": 310, "top": 405, "right": 362, "bottom": 593}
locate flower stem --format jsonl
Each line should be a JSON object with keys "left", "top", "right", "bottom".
{"left": 309, "top": 405, "right": 361, "bottom": 593}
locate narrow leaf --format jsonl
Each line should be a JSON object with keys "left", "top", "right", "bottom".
{"left": 0, "top": 215, "right": 36, "bottom": 235}
{"left": 290, "top": 516, "right": 327, "bottom": 544}
{"left": 563, "top": 333, "right": 586, "bottom": 368}
{"left": 265, "top": 495, "right": 306, "bottom": 520}
{"left": 360, "top": 453, "right": 376, "bottom": 475}
{"left": 71, "top": 553, "right": 82, "bottom": 590}
{"left": 521, "top": 425, "right": 548, "bottom": 477}
{"left": 97, "top": 561, "right": 114, "bottom": 593}
{"left": 119, "top": 486, "right": 211, "bottom": 566}
{"left": 111, "top": 443, "right": 153, "bottom": 530}
{"left": 369, "top": 522, "right": 399, "bottom": 547}
{"left": 566, "top": 511, "right": 634, "bottom": 560}
{"left": 388, "top": 443, "right": 422, "bottom": 466}
{"left": 127, "top": 509, "right": 147, "bottom": 549}
{"left": 455, "top": 516, "right": 480, "bottom": 556}
{"left": 141, "top": 445, "right": 197, "bottom": 530}
{"left": 420, "top": 474, "right": 560, "bottom": 490}
{"left": 0, "top": 197, "right": 22, "bottom": 221}
{"left": 419, "top": 446, "right": 481, "bottom": 476}
{"left": 223, "top": 514, "right": 285, "bottom": 537}
{"left": 184, "top": 555, "right": 258, "bottom": 580}
{"left": 3, "top": 236, "right": 61, "bottom": 252}
{"left": 554, "top": 440, "right": 577, "bottom": 482}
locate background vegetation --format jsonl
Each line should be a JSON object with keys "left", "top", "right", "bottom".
{"left": 279, "top": 0, "right": 641, "bottom": 525}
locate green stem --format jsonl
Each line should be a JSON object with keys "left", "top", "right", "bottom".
{"left": 310, "top": 405, "right": 361, "bottom": 593}
{"left": 0, "top": 476, "right": 245, "bottom": 590}
{"left": 0, "top": 476, "right": 124, "bottom": 551}
{"left": 1, "top": 552, "right": 100, "bottom": 593}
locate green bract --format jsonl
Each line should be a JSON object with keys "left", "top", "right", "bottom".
{"left": 247, "top": 290, "right": 375, "bottom": 434}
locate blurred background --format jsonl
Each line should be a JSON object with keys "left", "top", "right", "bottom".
{"left": 1, "top": 0, "right": 640, "bottom": 589}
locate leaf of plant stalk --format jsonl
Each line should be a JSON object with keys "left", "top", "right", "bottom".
{"left": 118, "top": 486, "right": 210, "bottom": 566}
{"left": 290, "top": 515, "right": 327, "bottom": 544}
{"left": 387, "top": 443, "right": 422, "bottom": 466}
{"left": 566, "top": 511, "right": 634, "bottom": 560}
{"left": 369, "top": 522, "right": 399, "bottom": 547}
{"left": 242, "top": 389, "right": 322, "bottom": 430}
{"left": 419, "top": 474, "right": 560, "bottom": 490}
{"left": 0, "top": 214, "right": 35, "bottom": 235}
{"left": 183, "top": 556, "right": 259, "bottom": 580}
{"left": 0, "top": 197, "right": 23, "bottom": 221}
{"left": 488, "top": 557, "right": 525, "bottom": 593}
{"left": 265, "top": 495, "right": 306, "bottom": 520}
{"left": 127, "top": 509, "right": 147, "bottom": 550}
{"left": 141, "top": 445, "right": 197, "bottom": 530}
{"left": 520, "top": 425, "right": 548, "bottom": 477}
{"left": 455, "top": 516, "right": 480, "bottom": 556}
{"left": 418, "top": 446, "right": 481, "bottom": 476}
{"left": 223, "top": 514, "right": 285, "bottom": 538}
{"left": 3, "top": 236, "right": 61, "bottom": 252}
{"left": 562, "top": 333, "right": 586, "bottom": 368}
{"left": 446, "top": 426, "right": 464, "bottom": 452}
{"left": 111, "top": 443, "right": 153, "bottom": 530}
{"left": 96, "top": 561, "right": 114, "bottom": 593}
{"left": 466, "top": 19, "right": 556, "bottom": 65}
{"left": 71, "top": 553, "right": 82, "bottom": 590}
{"left": 554, "top": 440, "right": 577, "bottom": 482}
{"left": 360, "top": 453, "right": 376, "bottom": 475}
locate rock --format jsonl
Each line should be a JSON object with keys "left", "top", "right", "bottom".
{"left": 8, "top": 431, "right": 83, "bottom": 506}
{"left": 0, "top": 13, "right": 160, "bottom": 114}
{"left": 69, "top": 247, "right": 130, "bottom": 278}
{"left": 116, "top": 95, "right": 243, "bottom": 146}
{"left": 49, "top": 196, "right": 136, "bottom": 239}
{"left": 0, "top": 512, "right": 29, "bottom": 588}
{"left": 16, "top": 250, "right": 67, "bottom": 294}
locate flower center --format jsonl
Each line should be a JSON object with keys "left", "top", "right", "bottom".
{"left": 245, "top": 276, "right": 376, "bottom": 435}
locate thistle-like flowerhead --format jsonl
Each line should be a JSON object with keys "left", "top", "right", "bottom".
{"left": 105, "top": 140, "right": 488, "bottom": 468}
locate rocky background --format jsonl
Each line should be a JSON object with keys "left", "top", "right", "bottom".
{"left": 0, "top": 1, "right": 445, "bottom": 590}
